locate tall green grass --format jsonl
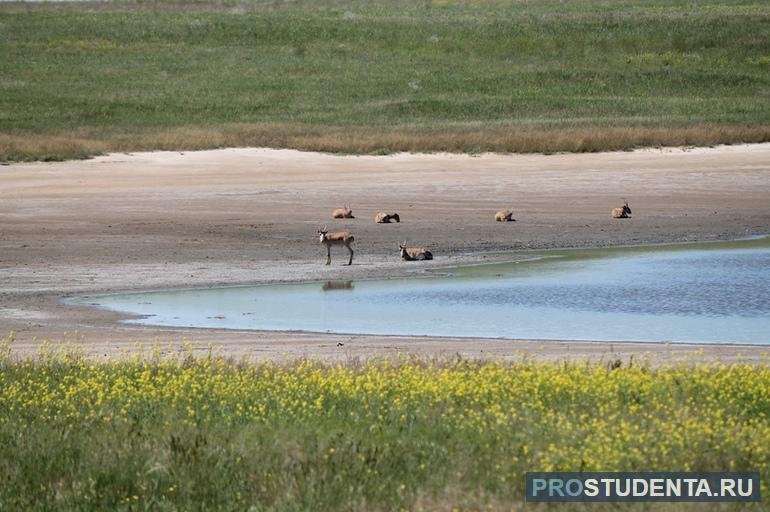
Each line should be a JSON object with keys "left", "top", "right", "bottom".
{"left": 1, "top": 0, "right": 769, "bottom": 160}
{"left": 1, "top": 339, "right": 769, "bottom": 511}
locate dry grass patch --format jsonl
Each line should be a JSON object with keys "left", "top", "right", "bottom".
{"left": 3, "top": 124, "right": 769, "bottom": 162}
{"left": 0, "top": 134, "right": 108, "bottom": 162}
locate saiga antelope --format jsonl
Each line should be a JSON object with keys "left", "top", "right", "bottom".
{"left": 399, "top": 242, "right": 433, "bottom": 261}
{"left": 332, "top": 206, "right": 354, "bottom": 219}
{"left": 374, "top": 212, "right": 400, "bottom": 223}
{"left": 318, "top": 227, "right": 354, "bottom": 265}
{"left": 611, "top": 199, "right": 632, "bottom": 219}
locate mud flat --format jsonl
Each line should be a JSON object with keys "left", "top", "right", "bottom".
{"left": 2, "top": 144, "right": 770, "bottom": 362}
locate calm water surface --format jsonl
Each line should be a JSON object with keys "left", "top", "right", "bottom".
{"left": 73, "top": 238, "right": 770, "bottom": 344}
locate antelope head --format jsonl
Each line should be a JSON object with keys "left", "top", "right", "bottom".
{"left": 622, "top": 198, "right": 631, "bottom": 215}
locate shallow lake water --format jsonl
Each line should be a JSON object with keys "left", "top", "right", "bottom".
{"left": 72, "top": 238, "right": 770, "bottom": 344}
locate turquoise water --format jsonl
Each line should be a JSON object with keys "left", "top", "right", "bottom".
{"left": 73, "top": 238, "right": 770, "bottom": 344}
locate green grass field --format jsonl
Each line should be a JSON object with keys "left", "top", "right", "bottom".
{"left": 1, "top": 0, "right": 769, "bottom": 160}
{"left": 1, "top": 340, "right": 769, "bottom": 511}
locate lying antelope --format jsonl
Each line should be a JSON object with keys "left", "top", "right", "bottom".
{"left": 495, "top": 210, "right": 515, "bottom": 222}
{"left": 399, "top": 242, "right": 433, "bottom": 261}
{"left": 318, "top": 228, "right": 354, "bottom": 265}
{"left": 374, "top": 212, "right": 400, "bottom": 224}
{"left": 332, "top": 205, "right": 354, "bottom": 219}
{"left": 611, "top": 199, "right": 632, "bottom": 219}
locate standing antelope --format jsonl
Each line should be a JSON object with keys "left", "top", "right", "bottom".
{"left": 495, "top": 210, "right": 515, "bottom": 222}
{"left": 399, "top": 242, "right": 433, "bottom": 261}
{"left": 318, "top": 228, "right": 354, "bottom": 265}
{"left": 374, "top": 212, "right": 400, "bottom": 223}
{"left": 611, "top": 199, "right": 632, "bottom": 219}
{"left": 332, "top": 205, "right": 354, "bottom": 219}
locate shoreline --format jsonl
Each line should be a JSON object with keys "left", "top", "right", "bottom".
{"left": 61, "top": 235, "right": 770, "bottom": 349}
{"left": 65, "top": 233, "right": 770, "bottom": 295}
{"left": 2, "top": 144, "right": 769, "bottom": 362}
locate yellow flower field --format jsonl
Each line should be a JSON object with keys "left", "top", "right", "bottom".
{"left": 1, "top": 341, "right": 768, "bottom": 511}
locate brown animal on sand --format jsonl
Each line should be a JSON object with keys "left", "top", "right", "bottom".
{"left": 374, "top": 212, "right": 400, "bottom": 223}
{"left": 611, "top": 199, "right": 632, "bottom": 219}
{"left": 318, "top": 227, "right": 354, "bottom": 265}
{"left": 332, "top": 206, "right": 354, "bottom": 219}
{"left": 495, "top": 210, "right": 515, "bottom": 222}
{"left": 399, "top": 241, "right": 433, "bottom": 261}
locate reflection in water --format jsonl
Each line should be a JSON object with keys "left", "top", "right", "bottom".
{"left": 72, "top": 238, "right": 770, "bottom": 344}
{"left": 321, "top": 281, "right": 354, "bottom": 292}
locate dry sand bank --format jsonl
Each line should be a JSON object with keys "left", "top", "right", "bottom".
{"left": 2, "top": 144, "right": 769, "bottom": 362}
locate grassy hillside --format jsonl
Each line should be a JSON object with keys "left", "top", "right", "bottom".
{"left": 2, "top": 342, "right": 769, "bottom": 511}
{"left": 1, "top": 0, "right": 769, "bottom": 160}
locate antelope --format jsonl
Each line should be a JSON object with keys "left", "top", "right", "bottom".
{"left": 374, "top": 212, "right": 400, "bottom": 224}
{"left": 332, "top": 205, "right": 354, "bottom": 219}
{"left": 399, "top": 241, "right": 433, "bottom": 261}
{"left": 495, "top": 210, "right": 515, "bottom": 222}
{"left": 318, "top": 227, "right": 354, "bottom": 265}
{"left": 611, "top": 199, "right": 632, "bottom": 219}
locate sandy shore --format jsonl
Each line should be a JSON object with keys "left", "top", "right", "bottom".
{"left": 2, "top": 144, "right": 770, "bottom": 362}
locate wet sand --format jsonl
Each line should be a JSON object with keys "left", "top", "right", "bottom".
{"left": 2, "top": 144, "right": 770, "bottom": 362}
